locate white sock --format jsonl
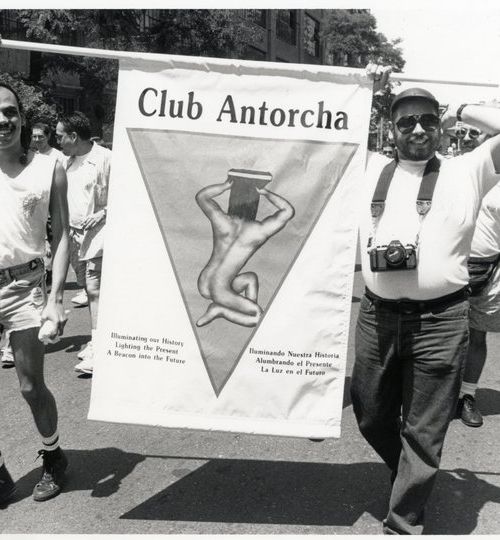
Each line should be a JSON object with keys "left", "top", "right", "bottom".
{"left": 460, "top": 382, "right": 478, "bottom": 398}
{"left": 42, "top": 431, "right": 60, "bottom": 452}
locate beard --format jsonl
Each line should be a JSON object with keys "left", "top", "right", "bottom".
{"left": 397, "top": 135, "right": 438, "bottom": 161}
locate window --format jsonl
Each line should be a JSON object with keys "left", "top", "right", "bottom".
{"left": 244, "top": 9, "right": 266, "bottom": 28}
{"left": 139, "top": 10, "right": 166, "bottom": 33}
{"left": 55, "top": 96, "right": 78, "bottom": 115}
{"left": 303, "top": 14, "right": 320, "bottom": 57}
{"left": 0, "top": 11, "right": 24, "bottom": 39}
{"left": 276, "top": 10, "right": 297, "bottom": 46}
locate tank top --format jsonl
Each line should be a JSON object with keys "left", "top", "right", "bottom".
{"left": 0, "top": 153, "right": 56, "bottom": 268}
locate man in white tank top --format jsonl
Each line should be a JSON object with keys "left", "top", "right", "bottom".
{"left": 0, "top": 83, "right": 70, "bottom": 504}
{"left": 351, "top": 67, "right": 500, "bottom": 534}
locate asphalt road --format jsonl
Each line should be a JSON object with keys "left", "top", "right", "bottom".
{"left": 0, "top": 267, "right": 499, "bottom": 534}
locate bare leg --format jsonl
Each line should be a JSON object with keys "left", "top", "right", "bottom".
{"left": 10, "top": 328, "right": 58, "bottom": 437}
{"left": 86, "top": 280, "right": 100, "bottom": 332}
{"left": 211, "top": 275, "right": 262, "bottom": 316}
{"left": 232, "top": 272, "right": 259, "bottom": 302}
{"left": 196, "top": 301, "right": 262, "bottom": 327}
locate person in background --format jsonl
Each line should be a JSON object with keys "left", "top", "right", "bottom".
{"left": 31, "top": 122, "right": 64, "bottom": 161}
{"left": 56, "top": 111, "right": 111, "bottom": 375}
{"left": 460, "top": 182, "right": 500, "bottom": 427}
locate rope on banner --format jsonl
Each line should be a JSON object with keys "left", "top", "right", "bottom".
{"left": 0, "top": 38, "right": 499, "bottom": 90}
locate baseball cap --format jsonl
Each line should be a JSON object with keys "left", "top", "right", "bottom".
{"left": 390, "top": 88, "right": 440, "bottom": 116}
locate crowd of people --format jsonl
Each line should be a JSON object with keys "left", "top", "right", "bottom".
{"left": 0, "top": 63, "right": 499, "bottom": 536}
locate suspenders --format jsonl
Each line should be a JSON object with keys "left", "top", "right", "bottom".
{"left": 371, "top": 156, "right": 441, "bottom": 219}
{"left": 368, "top": 156, "right": 441, "bottom": 251}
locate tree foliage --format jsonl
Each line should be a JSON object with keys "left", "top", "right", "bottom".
{"left": 0, "top": 72, "right": 58, "bottom": 127}
{"left": 320, "top": 10, "right": 406, "bottom": 151}
{"left": 6, "top": 10, "right": 256, "bottom": 110}
{"left": 322, "top": 10, "right": 405, "bottom": 70}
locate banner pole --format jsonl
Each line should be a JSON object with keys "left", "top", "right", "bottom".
{"left": 0, "top": 38, "right": 498, "bottom": 89}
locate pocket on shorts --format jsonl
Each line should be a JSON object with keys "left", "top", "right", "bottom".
{"left": 12, "top": 268, "right": 45, "bottom": 290}
{"left": 11, "top": 269, "right": 46, "bottom": 308}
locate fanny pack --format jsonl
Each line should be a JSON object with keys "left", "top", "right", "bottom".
{"left": 467, "top": 254, "right": 500, "bottom": 296}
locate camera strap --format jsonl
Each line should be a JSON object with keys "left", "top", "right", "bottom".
{"left": 368, "top": 156, "right": 441, "bottom": 248}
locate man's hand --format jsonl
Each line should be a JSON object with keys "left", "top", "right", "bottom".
{"left": 366, "top": 61, "right": 392, "bottom": 95}
{"left": 82, "top": 209, "right": 106, "bottom": 230}
{"left": 41, "top": 299, "right": 68, "bottom": 337}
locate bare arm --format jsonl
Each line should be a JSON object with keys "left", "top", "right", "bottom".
{"left": 256, "top": 188, "right": 295, "bottom": 236}
{"left": 443, "top": 104, "right": 500, "bottom": 173}
{"left": 195, "top": 179, "right": 232, "bottom": 218}
{"left": 42, "top": 161, "right": 70, "bottom": 334}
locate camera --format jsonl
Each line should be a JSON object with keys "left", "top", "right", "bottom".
{"left": 369, "top": 240, "right": 417, "bottom": 272}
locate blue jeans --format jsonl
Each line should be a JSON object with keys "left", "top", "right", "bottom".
{"left": 351, "top": 294, "right": 469, "bottom": 534}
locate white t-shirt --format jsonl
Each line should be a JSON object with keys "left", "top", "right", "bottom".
{"left": 0, "top": 153, "right": 56, "bottom": 268}
{"left": 41, "top": 146, "right": 66, "bottom": 165}
{"left": 359, "top": 136, "right": 500, "bottom": 300}
{"left": 67, "top": 152, "right": 95, "bottom": 228}
{"left": 470, "top": 183, "right": 500, "bottom": 258}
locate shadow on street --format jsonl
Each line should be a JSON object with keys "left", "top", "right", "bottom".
{"left": 4, "top": 450, "right": 500, "bottom": 534}
{"left": 122, "top": 460, "right": 390, "bottom": 526}
{"left": 120, "top": 459, "right": 500, "bottom": 533}
{"left": 476, "top": 388, "right": 500, "bottom": 417}
{"left": 46, "top": 334, "right": 90, "bottom": 354}
{"left": 9, "top": 448, "right": 146, "bottom": 503}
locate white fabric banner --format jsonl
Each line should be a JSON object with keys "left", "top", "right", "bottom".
{"left": 88, "top": 53, "right": 372, "bottom": 438}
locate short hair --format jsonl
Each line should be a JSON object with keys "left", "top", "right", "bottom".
{"left": 0, "top": 81, "right": 30, "bottom": 155}
{"left": 32, "top": 122, "right": 51, "bottom": 136}
{"left": 58, "top": 111, "right": 91, "bottom": 141}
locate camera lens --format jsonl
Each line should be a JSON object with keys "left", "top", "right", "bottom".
{"left": 384, "top": 243, "right": 406, "bottom": 266}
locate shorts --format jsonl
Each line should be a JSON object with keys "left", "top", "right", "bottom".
{"left": 0, "top": 264, "right": 46, "bottom": 335}
{"left": 69, "top": 229, "right": 103, "bottom": 289}
{"left": 469, "top": 262, "right": 500, "bottom": 332}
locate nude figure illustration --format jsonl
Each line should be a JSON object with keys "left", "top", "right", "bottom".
{"left": 195, "top": 169, "right": 295, "bottom": 327}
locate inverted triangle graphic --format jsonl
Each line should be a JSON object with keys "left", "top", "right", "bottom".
{"left": 128, "top": 128, "right": 357, "bottom": 395}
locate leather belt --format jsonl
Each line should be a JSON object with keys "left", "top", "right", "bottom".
{"left": 0, "top": 258, "right": 44, "bottom": 288}
{"left": 365, "top": 286, "right": 470, "bottom": 314}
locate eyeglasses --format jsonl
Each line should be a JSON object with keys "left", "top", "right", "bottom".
{"left": 455, "top": 127, "right": 481, "bottom": 139}
{"left": 395, "top": 114, "right": 440, "bottom": 134}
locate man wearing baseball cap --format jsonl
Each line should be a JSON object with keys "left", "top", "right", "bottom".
{"left": 350, "top": 73, "right": 500, "bottom": 534}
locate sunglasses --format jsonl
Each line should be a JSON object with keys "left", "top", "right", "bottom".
{"left": 395, "top": 114, "right": 440, "bottom": 134}
{"left": 454, "top": 127, "right": 481, "bottom": 139}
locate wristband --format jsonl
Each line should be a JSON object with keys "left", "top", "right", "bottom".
{"left": 456, "top": 104, "right": 468, "bottom": 122}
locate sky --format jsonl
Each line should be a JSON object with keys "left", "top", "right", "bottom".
{"left": 370, "top": 5, "right": 500, "bottom": 104}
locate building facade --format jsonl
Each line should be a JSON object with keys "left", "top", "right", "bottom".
{"left": 0, "top": 9, "right": 344, "bottom": 142}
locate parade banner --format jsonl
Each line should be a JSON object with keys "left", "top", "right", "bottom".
{"left": 88, "top": 53, "right": 372, "bottom": 438}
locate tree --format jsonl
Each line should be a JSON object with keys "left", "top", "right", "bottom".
{"left": 0, "top": 72, "right": 58, "bottom": 127}
{"left": 321, "top": 10, "right": 406, "bottom": 151}
{"left": 4, "top": 10, "right": 256, "bottom": 138}
{"left": 321, "top": 10, "right": 405, "bottom": 70}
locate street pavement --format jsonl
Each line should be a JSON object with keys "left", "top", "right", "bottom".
{"left": 0, "top": 267, "right": 499, "bottom": 534}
